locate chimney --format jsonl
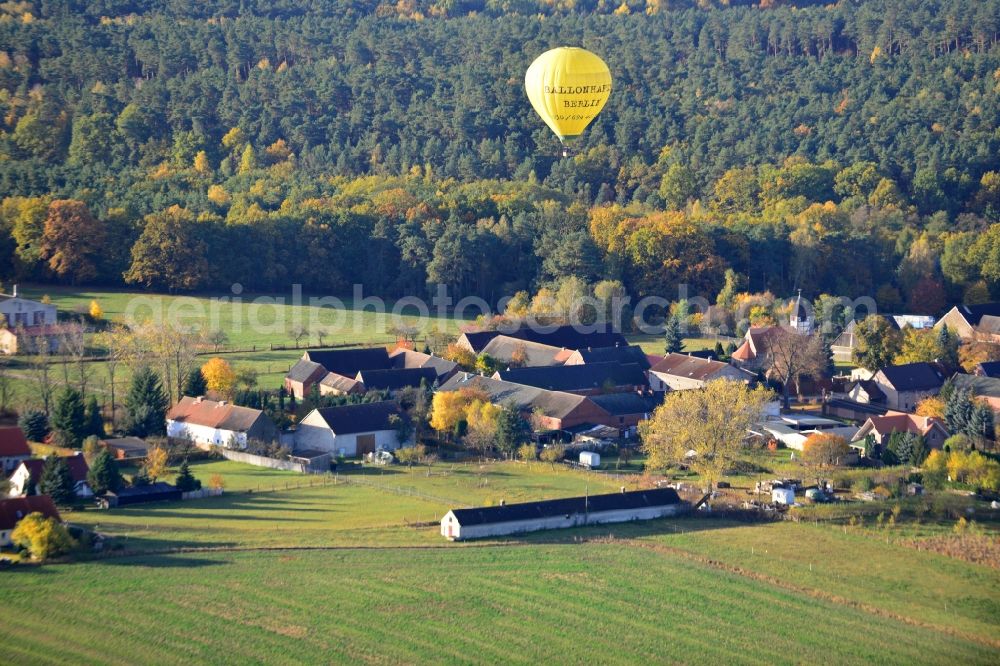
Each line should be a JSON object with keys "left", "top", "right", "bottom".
{"left": 500, "top": 499, "right": 506, "bottom": 506}
{"left": 217, "top": 400, "right": 227, "bottom": 407}
{"left": 11, "top": 284, "right": 16, "bottom": 297}
{"left": 621, "top": 486, "right": 626, "bottom": 494}
{"left": 195, "top": 396, "right": 203, "bottom": 403}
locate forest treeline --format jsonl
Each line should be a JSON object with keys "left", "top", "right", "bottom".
{"left": 0, "top": 0, "right": 998, "bottom": 312}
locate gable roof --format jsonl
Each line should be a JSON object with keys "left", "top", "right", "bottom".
{"left": 564, "top": 345, "right": 651, "bottom": 370}
{"left": 166, "top": 397, "right": 265, "bottom": 432}
{"left": 304, "top": 347, "right": 391, "bottom": 375}
{"left": 0, "top": 495, "right": 60, "bottom": 530}
{"left": 952, "top": 373, "right": 1000, "bottom": 400}
{"left": 650, "top": 353, "right": 735, "bottom": 381}
{"left": 18, "top": 455, "right": 89, "bottom": 483}
{"left": 975, "top": 361, "right": 1000, "bottom": 378}
{"left": 850, "top": 379, "right": 886, "bottom": 402}
{"left": 389, "top": 349, "right": 458, "bottom": 377}
{"left": 481, "top": 336, "right": 564, "bottom": 367}
{"left": 876, "top": 363, "right": 947, "bottom": 392}
{"left": 313, "top": 401, "right": 405, "bottom": 435}
{"left": 0, "top": 426, "right": 31, "bottom": 457}
{"left": 108, "top": 482, "right": 180, "bottom": 499}
{"left": 438, "top": 374, "right": 590, "bottom": 420}
{"left": 319, "top": 372, "right": 363, "bottom": 394}
{"left": 954, "top": 302, "right": 1000, "bottom": 327}
{"left": 459, "top": 324, "right": 628, "bottom": 354}
{"left": 286, "top": 358, "right": 326, "bottom": 384}
{"left": 447, "top": 488, "right": 681, "bottom": 527}
{"left": 494, "top": 363, "right": 646, "bottom": 392}
{"left": 355, "top": 367, "right": 437, "bottom": 391}
{"left": 855, "top": 411, "right": 948, "bottom": 441}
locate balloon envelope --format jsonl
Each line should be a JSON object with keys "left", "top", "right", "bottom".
{"left": 525, "top": 47, "right": 612, "bottom": 142}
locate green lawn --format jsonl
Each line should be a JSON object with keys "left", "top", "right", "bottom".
{"left": 2, "top": 460, "right": 999, "bottom": 663}
{"left": 627, "top": 333, "right": 737, "bottom": 356}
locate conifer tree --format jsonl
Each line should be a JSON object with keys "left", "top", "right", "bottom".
{"left": 39, "top": 456, "right": 75, "bottom": 505}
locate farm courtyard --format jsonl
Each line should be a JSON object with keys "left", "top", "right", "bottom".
{"left": 2, "top": 459, "right": 999, "bottom": 665}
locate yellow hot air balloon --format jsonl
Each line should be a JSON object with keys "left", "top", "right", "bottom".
{"left": 525, "top": 47, "right": 612, "bottom": 145}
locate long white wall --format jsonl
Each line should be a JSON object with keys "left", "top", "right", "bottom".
{"left": 167, "top": 420, "right": 247, "bottom": 448}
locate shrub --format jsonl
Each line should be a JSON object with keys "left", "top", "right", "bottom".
{"left": 801, "top": 433, "right": 851, "bottom": 466}
{"left": 540, "top": 444, "right": 565, "bottom": 466}
{"left": 856, "top": 475, "right": 875, "bottom": 492}
{"left": 11, "top": 513, "right": 75, "bottom": 560}
{"left": 518, "top": 443, "right": 537, "bottom": 462}
{"left": 174, "top": 460, "right": 202, "bottom": 492}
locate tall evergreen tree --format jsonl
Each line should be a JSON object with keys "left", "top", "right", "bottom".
{"left": 51, "top": 387, "right": 86, "bottom": 447}
{"left": 124, "top": 366, "right": 169, "bottom": 438}
{"left": 18, "top": 410, "right": 49, "bottom": 442}
{"left": 495, "top": 402, "right": 529, "bottom": 457}
{"left": 945, "top": 388, "right": 975, "bottom": 436}
{"left": 39, "top": 456, "right": 75, "bottom": 505}
{"left": 84, "top": 394, "right": 103, "bottom": 438}
{"left": 174, "top": 459, "right": 201, "bottom": 492}
{"left": 663, "top": 317, "right": 683, "bottom": 354}
{"left": 969, "top": 403, "right": 995, "bottom": 444}
{"left": 181, "top": 367, "right": 208, "bottom": 397}
{"left": 86, "top": 449, "right": 122, "bottom": 495}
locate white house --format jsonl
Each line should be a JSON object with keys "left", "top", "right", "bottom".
{"left": 0, "top": 286, "right": 56, "bottom": 329}
{"left": 294, "top": 401, "right": 411, "bottom": 458}
{"left": 7, "top": 455, "right": 93, "bottom": 498}
{"left": 166, "top": 397, "right": 278, "bottom": 449}
{"left": 441, "top": 488, "right": 686, "bottom": 541}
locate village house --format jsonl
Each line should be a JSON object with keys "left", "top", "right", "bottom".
{"left": 830, "top": 315, "right": 934, "bottom": 364}
{"left": 0, "top": 495, "right": 61, "bottom": 548}
{"left": 0, "top": 286, "right": 56, "bottom": 328}
{"left": 493, "top": 362, "right": 647, "bottom": 395}
{"left": 454, "top": 324, "right": 628, "bottom": 355}
{"left": 294, "top": 401, "right": 411, "bottom": 457}
{"left": 479, "top": 335, "right": 569, "bottom": 367}
{"left": 851, "top": 411, "right": 949, "bottom": 451}
{"left": 440, "top": 487, "right": 685, "bottom": 541}
{"left": 284, "top": 346, "right": 457, "bottom": 398}
{"left": 973, "top": 361, "right": 1000, "bottom": 378}
{"left": 730, "top": 326, "right": 784, "bottom": 370}
{"left": 935, "top": 302, "right": 1000, "bottom": 340}
{"left": 166, "top": 397, "right": 278, "bottom": 449}
{"left": 869, "top": 362, "right": 947, "bottom": 412}
{"left": 846, "top": 379, "right": 887, "bottom": 405}
{"left": 0, "top": 426, "right": 32, "bottom": 474}
{"left": 7, "top": 454, "right": 93, "bottom": 498}
{"left": 648, "top": 353, "right": 755, "bottom": 392}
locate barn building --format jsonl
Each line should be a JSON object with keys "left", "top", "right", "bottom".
{"left": 295, "top": 401, "right": 412, "bottom": 458}
{"left": 440, "top": 488, "right": 685, "bottom": 541}
{"left": 166, "top": 397, "right": 278, "bottom": 449}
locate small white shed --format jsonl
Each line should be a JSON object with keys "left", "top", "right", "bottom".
{"left": 772, "top": 486, "right": 795, "bottom": 505}
{"left": 579, "top": 451, "right": 600, "bottom": 469}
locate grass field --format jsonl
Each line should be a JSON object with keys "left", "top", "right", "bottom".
{"left": 1, "top": 460, "right": 998, "bottom": 664}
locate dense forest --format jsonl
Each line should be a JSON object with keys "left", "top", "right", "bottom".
{"left": 0, "top": 0, "right": 998, "bottom": 313}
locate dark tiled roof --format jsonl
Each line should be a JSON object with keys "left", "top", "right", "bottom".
{"left": 448, "top": 488, "right": 681, "bottom": 527}
{"left": 314, "top": 401, "right": 405, "bottom": 435}
{"left": 305, "top": 347, "right": 390, "bottom": 375}
{"left": 589, "top": 392, "right": 657, "bottom": 416}
{"left": 958, "top": 302, "right": 1000, "bottom": 326}
{"left": 19, "top": 455, "right": 89, "bottom": 483}
{"left": 877, "top": 363, "right": 946, "bottom": 392}
{"left": 286, "top": 358, "right": 326, "bottom": 384}
{"left": 975, "top": 361, "right": 1000, "bottom": 378}
{"left": 356, "top": 367, "right": 437, "bottom": 391}
{"left": 495, "top": 363, "right": 646, "bottom": 392}
{"left": 461, "top": 324, "right": 628, "bottom": 353}
{"left": 108, "top": 482, "right": 180, "bottom": 498}
{"left": 952, "top": 374, "right": 1000, "bottom": 399}
{"left": 851, "top": 379, "right": 886, "bottom": 402}
{"left": 567, "top": 345, "right": 651, "bottom": 370}
{"left": 0, "top": 426, "right": 31, "bottom": 457}
{"left": 0, "top": 495, "right": 60, "bottom": 530}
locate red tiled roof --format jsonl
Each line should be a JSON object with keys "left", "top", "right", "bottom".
{"left": 0, "top": 495, "right": 60, "bottom": 530}
{"left": 731, "top": 340, "right": 755, "bottom": 362}
{"left": 0, "top": 426, "right": 31, "bottom": 457}
{"left": 166, "top": 397, "right": 263, "bottom": 432}
{"left": 867, "top": 411, "right": 947, "bottom": 437}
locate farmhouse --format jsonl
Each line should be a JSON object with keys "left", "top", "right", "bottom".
{"left": 295, "top": 401, "right": 412, "bottom": 457}
{"left": 480, "top": 335, "right": 568, "bottom": 367}
{"left": 284, "top": 358, "right": 327, "bottom": 399}
{"left": 0, "top": 495, "right": 61, "bottom": 547}
{"left": 588, "top": 392, "right": 658, "bottom": 430}
{"left": 0, "top": 286, "right": 56, "bottom": 328}
{"left": 7, "top": 454, "right": 93, "bottom": 498}
{"left": 493, "top": 362, "right": 647, "bottom": 395}
{"left": 935, "top": 302, "right": 1000, "bottom": 340}
{"left": 166, "top": 397, "right": 278, "bottom": 449}
{"left": 437, "top": 374, "right": 615, "bottom": 431}
{"left": 354, "top": 367, "right": 438, "bottom": 393}
{"left": 440, "top": 487, "right": 685, "bottom": 540}
{"left": 870, "top": 362, "right": 947, "bottom": 412}
{"left": 285, "top": 346, "right": 457, "bottom": 398}
{"left": 455, "top": 324, "right": 628, "bottom": 355}
{"left": 648, "top": 353, "right": 754, "bottom": 392}
{"left": 851, "top": 411, "right": 949, "bottom": 450}
{"left": 0, "top": 426, "right": 32, "bottom": 473}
